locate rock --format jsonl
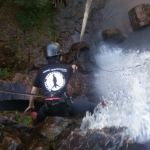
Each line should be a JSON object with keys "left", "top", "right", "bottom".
{"left": 24, "top": 134, "right": 50, "bottom": 150}
{"left": 0, "top": 55, "right": 18, "bottom": 68}
{"left": 52, "top": 0, "right": 68, "bottom": 9}
{"left": 1, "top": 133, "right": 22, "bottom": 150}
{"left": 59, "top": 127, "right": 150, "bottom": 150}
{"left": 102, "top": 28, "right": 126, "bottom": 44}
{"left": 67, "top": 74, "right": 101, "bottom": 103}
{"left": 0, "top": 72, "right": 100, "bottom": 101}
{"left": 34, "top": 116, "right": 74, "bottom": 150}
{"left": 15, "top": 62, "right": 34, "bottom": 74}
{"left": 61, "top": 41, "right": 95, "bottom": 73}
{"left": 0, "top": 114, "right": 149, "bottom": 150}
{"left": 128, "top": 4, "right": 150, "bottom": 30}
{"left": 3, "top": 45, "right": 15, "bottom": 57}
{"left": 62, "top": 41, "right": 89, "bottom": 63}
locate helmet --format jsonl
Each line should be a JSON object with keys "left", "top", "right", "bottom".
{"left": 44, "top": 43, "right": 62, "bottom": 58}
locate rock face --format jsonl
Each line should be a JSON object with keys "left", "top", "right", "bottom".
{"left": 0, "top": 115, "right": 149, "bottom": 150}
{"left": 54, "top": 0, "right": 107, "bottom": 52}
{"left": 0, "top": 73, "right": 101, "bottom": 104}
{"left": 59, "top": 127, "right": 150, "bottom": 150}
{"left": 0, "top": 115, "right": 82, "bottom": 150}
{"left": 128, "top": 4, "right": 150, "bottom": 30}
{"left": 102, "top": 28, "right": 126, "bottom": 44}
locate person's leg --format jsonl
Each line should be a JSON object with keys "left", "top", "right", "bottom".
{"left": 34, "top": 105, "right": 48, "bottom": 126}
{"left": 34, "top": 102, "right": 70, "bottom": 125}
{"left": 58, "top": 103, "right": 69, "bottom": 117}
{"left": 69, "top": 99, "right": 97, "bottom": 116}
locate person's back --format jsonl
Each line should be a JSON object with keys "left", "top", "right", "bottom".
{"left": 33, "top": 62, "right": 73, "bottom": 98}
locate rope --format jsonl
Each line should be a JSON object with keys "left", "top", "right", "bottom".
{"left": 93, "top": 63, "right": 142, "bottom": 72}
{"left": 76, "top": 0, "right": 93, "bottom": 62}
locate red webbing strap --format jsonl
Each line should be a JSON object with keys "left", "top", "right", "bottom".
{"left": 44, "top": 97, "right": 60, "bottom": 101}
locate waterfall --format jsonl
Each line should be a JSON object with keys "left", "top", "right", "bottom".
{"left": 81, "top": 44, "right": 150, "bottom": 143}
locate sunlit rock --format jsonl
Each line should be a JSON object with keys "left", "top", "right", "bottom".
{"left": 128, "top": 4, "right": 150, "bottom": 30}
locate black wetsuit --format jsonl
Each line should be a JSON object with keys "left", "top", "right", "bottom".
{"left": 33, "top": 62, "right": 96, "bottom": 125}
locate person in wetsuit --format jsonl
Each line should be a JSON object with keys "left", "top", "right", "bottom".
{"left": 24, "top": 42, "right": 96, "bottom": 126}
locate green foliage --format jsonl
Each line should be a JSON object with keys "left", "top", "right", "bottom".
{"left": 13, "top": 0, "right": 56, "bottom": 38}
{"left": 14, "top": 0, "right": 48, "bottom": 9}
{"left": 0, "top": 0, "right": 5, "bottom": 6}
{"left": 14, "top": 0, "right": 52, "bottom": 31}
{"left": 4, "top": 111, "right": 9, "bottom": 115}
{"left": 14, "top": 110, "right": 20, "bottom": 115}
{"left": 42, "top": 2, "right": 56, "bottom": 38}
{"left": 15, "top": 11, "right": 39, "bottom": 30}
{"left": 4, "top": 110, "right": 32, "bottom": 125}
{"left": 0, "top": 68, "right": 10, "bottom": 77}
{"left": 15, "top": 115, "right": 32, "bottom": 125}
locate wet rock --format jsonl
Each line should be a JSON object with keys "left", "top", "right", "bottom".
{"left": 61, "top": 41, "right": 94, "bottom": 74}
{"left": 67, "top": 74, "right": 101, "bottom": 102}
{"left": 34, "top": 116, "right": 74, "bottom": 150}
{"left": 0, "top": 114, "right": 83, "bottom": 150}
{"left": 102, "top": 28, "right": 126, "bottom": 44}
{"left": 24, "top": 134, "right": 50, "bottom": 150}
{"left": 1, "top": 133, "right": 22, "bottom": 150}
{"left": 59, "top": 129, "right": 116, "bottom": 150}
{"left": 0, "top": 116, "right": 33, "bottom": 150}
{"left": 128, "top": 4, "right": 150, "bottom": 30}
{"left": 59, "top": 127, "right": 150, "bottom": 150}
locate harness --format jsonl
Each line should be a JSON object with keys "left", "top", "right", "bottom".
{"left": 44, "top": 92, "right": 73, "bottom": 109}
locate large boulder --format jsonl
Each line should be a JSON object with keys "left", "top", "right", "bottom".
{"left": 128, "top": 4, "right": 150, "bottom": 30}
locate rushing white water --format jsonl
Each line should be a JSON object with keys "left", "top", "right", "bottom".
{"left": 81, "top": 44, "right": 150, "bottom": 143}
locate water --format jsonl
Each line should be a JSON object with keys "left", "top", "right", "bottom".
{"left": 81, "top": 44, "right": 150, "bottom": 143}
{"left": 101, "top": 0, "right": 150, "bottom": 35}
{"left": 100, "top": 0, "right": 150, "bottom": 50}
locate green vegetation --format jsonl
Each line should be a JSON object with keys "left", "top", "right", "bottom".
{"left": 4, "top": 110, "right": 32, "bottom": 125}
{"left": 13, "top": 0, "right": 56, "bottom": 36}
{"left": 0, "top": 68, "right": 10, "bottom": 77}
{"left": 0, "top": 0, "right": 5, "bottom": 6}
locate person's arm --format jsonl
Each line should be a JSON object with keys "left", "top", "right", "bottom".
{"left": 29, "top": 86, "right": 38, "bottom": 107}
{"left": 24, "top": 86, "right": 38, "bottom": 113}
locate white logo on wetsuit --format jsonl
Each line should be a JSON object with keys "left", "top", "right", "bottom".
{"left": 44, "top": 71, "right": 65, "bottom": 92}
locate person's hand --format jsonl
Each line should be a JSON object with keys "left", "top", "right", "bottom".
{"left": 24, "top": 106, "right": 35, "bottom": 113}
{"left": 72, "top": 64, "right": 78, "bottom": 72}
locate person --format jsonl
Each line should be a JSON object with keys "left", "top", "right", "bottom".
{"left": 24, "top": 42, "right": 96, "bottom": 126}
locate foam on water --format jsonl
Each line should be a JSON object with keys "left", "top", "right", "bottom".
{"left": 81, "top": 44, "right": 150, "bottom": 142}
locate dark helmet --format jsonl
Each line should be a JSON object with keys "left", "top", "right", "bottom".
{"left": 44, "top": 43, "right": 62, "bottom": 58}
